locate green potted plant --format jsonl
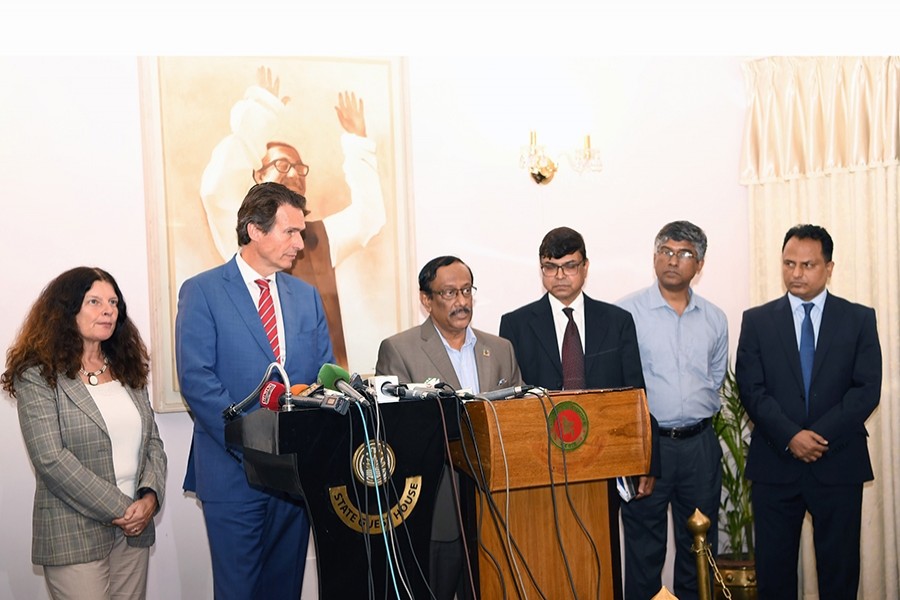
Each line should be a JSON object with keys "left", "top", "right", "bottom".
{"left": 711, "top": 366, "right": 757, "bottom": 599}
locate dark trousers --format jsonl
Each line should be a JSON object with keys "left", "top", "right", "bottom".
{"left": 752, "top": 474, "right": 863, "bottom": 600}
{"left": 621, "top": 427, "right": 722, "bottom": 600}
{"left": 430, "top": 466, "right": 473, "bottom": 600}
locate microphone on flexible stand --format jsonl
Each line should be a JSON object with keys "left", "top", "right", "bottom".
{"left": 223, "top": 362, "right": 293, "bottom": 421}
{"left": 258, "top": 381, "right": 287, "bottom": 411}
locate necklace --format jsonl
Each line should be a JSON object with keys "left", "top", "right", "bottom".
{"left": 79, "top": 357, "right": 109, "bottom": 386}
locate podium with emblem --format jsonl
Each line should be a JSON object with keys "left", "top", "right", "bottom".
{"left": 225, "top": 398, "right": 458, "bottom": 599}
{"left": 450, "top": 388, "right": 652, "bottom": 599}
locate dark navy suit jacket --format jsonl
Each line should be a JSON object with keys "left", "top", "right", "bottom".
{"left": 735, "top": 292, "right": 881, "bottom": 485}
{"left": 499, "top": 293, "right": 660, "bottom": 476}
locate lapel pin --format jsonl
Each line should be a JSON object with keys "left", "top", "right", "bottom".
{"left": 483, "top": 348, "right": 491, "bottom": 357}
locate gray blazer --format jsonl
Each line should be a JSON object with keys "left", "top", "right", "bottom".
{"left": 375, "top": 317, "right": 523, "bottom": 392}
{"left": 16, "top": 366, "right": 167, "bottom": 566}
{"left": 375, "top": 317, "right": 523, "bottom": 541}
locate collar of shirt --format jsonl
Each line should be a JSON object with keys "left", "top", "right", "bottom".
{"left": 236, "top": 252, "right": 277, "bottom": 299}
{"left": 788, "top": 288, "right": 828, "bottom": 348}
{"left": 648, "top": 280, "right": 698, "bottom": 314}
{"left": 548, "top": 292, "right": 585, "bottom": 357}
{"left": 434, "top": 324, "right": 480, "bottom": 394}
{"left": 236, "top": 251, "right": 287, "bottom": 362}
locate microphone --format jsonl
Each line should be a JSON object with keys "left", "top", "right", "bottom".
{"left": 259, "top": 380, "right": 286, "bottom": 411}
{"left": 223, "top": 361, "right": 293, "bottom": 420}
{"left": 260, "top": 380, "right": 350, "bottom": 415}
{"left": 288, "top": 381, "right": 350, "bottom": 414}
{"left": 380, "top": 382, "right": 406, "bottom": 397}
{"left": 381, "top": 382, "right": 444, "bottom": 401}
{"left": 317, "top": 363, "right": 369, "bottom": 405}
{"left": 475, "top": 384, "right": 536, "bottom": 401}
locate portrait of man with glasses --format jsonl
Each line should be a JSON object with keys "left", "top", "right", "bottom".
{"left": 375, "top": 255, "right": 523, "bottom": 600}
{"left": 199, "top": 66, "right": 387, "bottom": 368}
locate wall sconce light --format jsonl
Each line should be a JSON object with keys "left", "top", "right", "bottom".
{"left": 519, "top": 131, "right": 603, "bottom": 184}
{"left": 519, "top": 131, "right": 557, "bottom": 185}
{"left": 569, "top": 135, "right": 603, "bottom": 174}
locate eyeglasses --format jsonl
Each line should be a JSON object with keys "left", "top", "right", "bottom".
{"left": 430, "top": 286, "right": 477, "bottom": 300}
{"left": 656, "top": 247, "right": 697, "bottom": 261}
{"left": 261, "top": 158, "right": 310, "bottom": 177}
{"left": 540, "top": 260, "right": 585, "bottom": 277}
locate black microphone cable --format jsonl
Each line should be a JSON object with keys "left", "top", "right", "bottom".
{"left": 371, "top": 400, "right": 420, "bottom": 600}
{"left": 456, "top": 398, "right": 549, "bottom": 600}
{"left": 431, "top": 388, "right": 479, "bottom": 600}
{"left": 538, "top": 390, "right": 603, "bottom": 600}
{"left": 346, "top": 404, "right": 377, "bottom": 600}
{"left": 456, "top": 401, "right": 508, "bottom": 600}
{"left": 534, "top": 390, "right": 580, "bottom": 600}
{"left": 355, "top": 401, "right": 404, "bottom": 598}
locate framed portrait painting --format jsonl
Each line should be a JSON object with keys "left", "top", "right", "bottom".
{"left": 140, "top": 56, "right": 416, "bottom": 412}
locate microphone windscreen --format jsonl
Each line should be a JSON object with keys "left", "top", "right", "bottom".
{"left": 290, "top": 383, "right": 309, "bottom": 396}
{"left": 317, "top": 363, "right": 352, "bottom": 391}
{"left": 259, "top": 380, "right": 286, "bottom": 411}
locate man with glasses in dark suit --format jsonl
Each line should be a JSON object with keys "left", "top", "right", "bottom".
{"left": 499, "top": 227, "right": 659, "bottom": 598}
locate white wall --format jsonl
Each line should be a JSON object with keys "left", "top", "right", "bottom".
{"left": 0, "top": 56, "right": 748, "bottom": 599}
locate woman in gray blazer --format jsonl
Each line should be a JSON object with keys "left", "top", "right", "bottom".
{"left": 2, "top": 267, "right": 166, "bottom": 600}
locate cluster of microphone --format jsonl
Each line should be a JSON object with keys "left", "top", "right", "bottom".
{"left": 223, "top": 362, "right": 537, "bottom": 421}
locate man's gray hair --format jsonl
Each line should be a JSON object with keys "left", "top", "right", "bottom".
{"left": 654, "top": 220, "right": 708, "bottom": 260}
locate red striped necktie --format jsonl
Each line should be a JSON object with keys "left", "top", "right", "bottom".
{"left": 255, "top": 279, "right": 281, "bottom": 362}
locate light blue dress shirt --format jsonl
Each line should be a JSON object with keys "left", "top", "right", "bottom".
{"left": 618, "top": 282, "right": 728, "bottom": 428}
{"left": 435, "top": 324, "right": 481, "bottom": 395}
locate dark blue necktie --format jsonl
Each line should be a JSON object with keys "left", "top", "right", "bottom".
{"left": 800, "top": 302, "right": 815, "bottom": 413}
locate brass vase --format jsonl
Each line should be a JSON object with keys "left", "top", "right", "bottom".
{"left": 713, "top": 553, "right": 757, "bottom": 600}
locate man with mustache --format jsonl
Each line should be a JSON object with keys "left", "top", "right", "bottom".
{"left": 375, "top": 255, "right": 523, "bottom": 600}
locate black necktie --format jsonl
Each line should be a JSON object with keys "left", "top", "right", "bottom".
{"left": 562, "top": 307, "right": 586, "bottom": 390}
{"left": 799, "top": 302, "right": 815, "bottom": 413}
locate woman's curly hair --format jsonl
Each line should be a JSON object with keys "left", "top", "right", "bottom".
{"left": 2, "top": 267, "right": 150, "bottom": 397}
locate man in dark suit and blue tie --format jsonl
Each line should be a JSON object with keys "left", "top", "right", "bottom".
{"left": 176, "top": 182, "right": 334, "bottom": 599}
{"left": 736, "top": 224, "right": 882, "bottom": 600}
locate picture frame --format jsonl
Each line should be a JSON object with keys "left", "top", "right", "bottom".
{"left": 139, "top": 56, "right": 417, "bottom": 412}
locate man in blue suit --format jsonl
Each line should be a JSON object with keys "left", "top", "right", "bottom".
{"left": 736, "top": 224, "right": 881, "bottom": 600}
{"left": 176, "top": 182, "right": 334, "bottom": 599}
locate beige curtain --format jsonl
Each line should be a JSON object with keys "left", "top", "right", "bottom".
{"left": 741, "top": 56, "right": 900, "bottom": 599}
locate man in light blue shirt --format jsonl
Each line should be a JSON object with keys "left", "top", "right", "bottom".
{"left": 617, "top": 221, "right": 728, "bottom": 600}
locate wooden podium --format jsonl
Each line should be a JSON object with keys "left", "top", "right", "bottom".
{"left": 450, "top": 389, "right": 652, "bottom": 599}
